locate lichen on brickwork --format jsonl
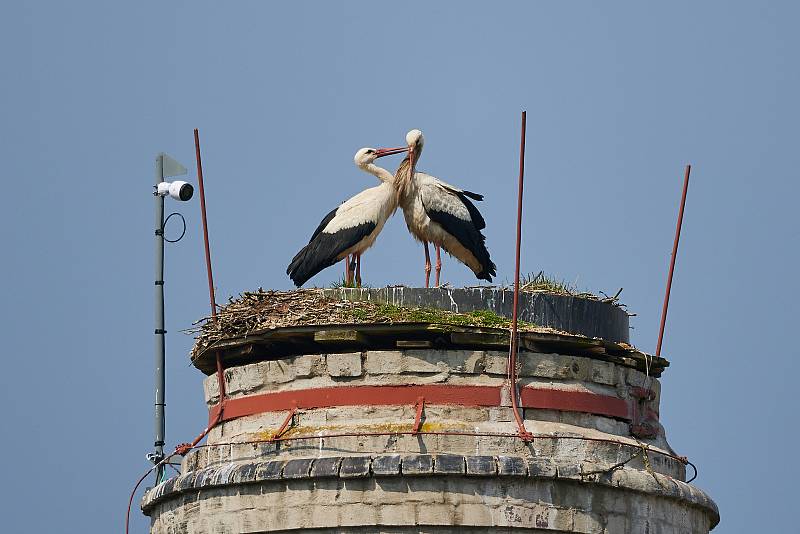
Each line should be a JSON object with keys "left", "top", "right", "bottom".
{"left": 256, "top": 420, "right": 459, "bottom": 442}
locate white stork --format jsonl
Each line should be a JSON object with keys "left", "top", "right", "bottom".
{"left": 393, "top": 129, "right": 496, "bottom": 287}
{"left": 287, "top": 146, "right": 407, "bottom": 287}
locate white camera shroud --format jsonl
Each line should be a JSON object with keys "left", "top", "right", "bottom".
{"left": 157, "top": 181, "right": 194, "bottom": 201}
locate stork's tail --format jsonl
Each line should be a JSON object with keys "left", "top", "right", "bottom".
{"left": 476, "top": 259, "right": 497, "bottom": 282}
{"left": 286, "top": 245, "right": 324, "bottom": 287}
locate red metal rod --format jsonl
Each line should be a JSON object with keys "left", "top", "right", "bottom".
{"left": 508, "top": 110, "right": 532, "bottom": 440}
{"left": 215, "top": 350, "right": 226, "bottom": 407}
{"left": 174, "top": 357, "right": 228, "bottom": 455}
{"left": 413, "top": 397, "right": 425, "bottom": 434}
{"left": 655, "top": 164, "right": 691, "bottom": 356}
{"left": 268, "top": 405, "right": 297, "bottom": 442}
{"left": 194, "top": 129, "right": 218, "bottom": 321}
{"left": 193, "top": 129, "right": 226, "bottom": 434}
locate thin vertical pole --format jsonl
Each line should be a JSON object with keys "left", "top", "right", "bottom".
{"left": 194, "top": 129, "right": 226, "bottom": 416}
{"left": 153, "top": 154, "right": 166, "bottom": 482}
{"left": 194, "top": 129, "right": 218, "bottom": 321}
{"left": 655, "top": 164, "right": 691, "bottom": 357}
{"left": 509, "top": 111, "right": 531, "bottom": 440}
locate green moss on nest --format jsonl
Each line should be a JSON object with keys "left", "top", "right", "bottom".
{"left": 348, "top": 303, "right": 536, "bottom": 330}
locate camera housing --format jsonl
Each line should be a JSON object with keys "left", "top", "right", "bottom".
{"left": 157, "top": 181, "right": 194, "bottom": 201}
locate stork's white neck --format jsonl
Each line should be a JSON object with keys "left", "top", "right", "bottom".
{"left": 359, "top": 162, "right": 395, "bottom": 184}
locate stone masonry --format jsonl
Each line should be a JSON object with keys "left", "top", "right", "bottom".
{"left": 143, "top": 348, "right": 718, "bottom": 533}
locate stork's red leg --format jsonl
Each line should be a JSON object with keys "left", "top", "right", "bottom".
{"left": 423, "top": 242, "right": 432, "bottom": 288}
{"left": 434, "top": 245, "right": 442, "bottom": 287}
{"left": 346, "top": 254, "right": 356, "bottom": 286}
{"left": 355, "top": 254, "right": 362, "bottom": 288}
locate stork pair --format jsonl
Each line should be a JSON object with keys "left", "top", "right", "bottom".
{"left": 287, "top": 130, "right": 496, "bottom": 288}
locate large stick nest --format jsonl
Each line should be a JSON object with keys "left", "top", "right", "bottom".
{"left": 187, "top": 288, "right": 549, "bottom": 360}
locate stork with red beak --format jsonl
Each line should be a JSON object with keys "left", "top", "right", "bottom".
{"left": 394, "top": 129, "right": 496, "bottom": 287}
{"left": 287, "top": 145, "right": 408, "bottom": 287}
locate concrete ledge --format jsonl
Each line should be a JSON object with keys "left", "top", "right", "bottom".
{"left": 142, "top": 454, "right": 718, "bottom": 529}
{"left": 184, "top": 421, "right": 684, "bottom": 481}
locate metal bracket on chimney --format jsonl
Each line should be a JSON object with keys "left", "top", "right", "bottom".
{"left": 268, "top": 402, "right": 298, "bottom": 442}
{"left": 412, "top": 397, "right": 425, "bottom": 434}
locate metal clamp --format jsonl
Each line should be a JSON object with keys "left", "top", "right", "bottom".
{"left": 413, "top": 397, "right": 425, "bottom": 434}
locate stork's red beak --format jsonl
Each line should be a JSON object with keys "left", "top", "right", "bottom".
{"left": 408, "top": 145, "right": 417, "bottom": 180}
{"left": 374, "top": 146, "right": 408, "bottom": 158}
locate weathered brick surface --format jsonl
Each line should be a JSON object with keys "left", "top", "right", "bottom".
{"left": 282, "top": 458, "right": 312, "bottom": 479}
{"left": 433, "top": 454, "right": 465, "bottom": 474}
{"left": 497, "top": 455, "right": 527, "bottom": 476}
{"left": 147, "top": 469, "right": 717, "bottom": 533}
{"left": 161, "top": 347, "right": 717, "bottom": 533}
{"left": 327, "top": 352, "right": 363, "bottom": 377}
{"left": 589, "top": 361, "right": 617, "bottom": 386}
{"left": 372, "top": 454, "right": 401, "bottom": 476}
{"left": 254, "top": 460, "right": 283, "bottom": 480}
{"left": 310, "top": 457, "right": 341, "bottom": 478}
{"left": 466, "top": 455, "right": 496, "bottom": 476}
{"left": 528, "top": 457, "right": 558, "bottom": 477}
{"left": 402, "top": 454, "right": 433, "bottom": 475}
{"left": 145, "top": 454, "right": 717, "bottom": 532}
{"left": 340, "top": 456, "right": 371, "bottom": 478}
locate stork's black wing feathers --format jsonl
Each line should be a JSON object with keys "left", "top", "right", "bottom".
{"left": 287, "top": 206, "right": 339, "bottom": 274}
{"left": 460, "top": 190, "right": 483, "bottom": 201}
{"left": 455, "top": 191, "right": 486, "bottom": 230}
{"left": 307, "top": 207, "right": 339, "bottom": 243}
{"left": 422, "top": 200, "right": 496, "bottom": 282}
{"left": 287, "top": 220, "right": 377, "bottom": 287}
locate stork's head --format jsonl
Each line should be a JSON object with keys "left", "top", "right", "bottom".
{"left": 405, "top": 129, "right": 424, "bottom": 180}
{"left": 406, "top": 129, "right": 424, "bottom": 150}
{"left": 354, "top": 146, "right": 408, "bottom": 168}
{"left": 354, "top": 148, "right": 378, "bottom": 167}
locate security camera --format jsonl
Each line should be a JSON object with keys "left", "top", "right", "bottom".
{"left": 157, "top": 181, "right": 194, "bottom": 201}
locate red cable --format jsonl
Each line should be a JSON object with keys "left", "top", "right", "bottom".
{"left": 126, "top": 455, "right": 171, "bottom": 534}
{"left": 129, "top": 353, "right": 227, "bottom": 531}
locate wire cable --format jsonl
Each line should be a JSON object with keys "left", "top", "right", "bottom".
{"left": 162, "top": 212, "right": 187, "bottom": 243}
{"left": 126, "top": 454, "right": 175, "bottom": 534}
{"left": 188, "top": 429, "right": 697, "bottom": 480}
{"left": 686, "top": 460, "right": 698, "bottom": 483}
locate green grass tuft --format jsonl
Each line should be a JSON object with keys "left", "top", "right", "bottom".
{"left": 329, "top": 276, "right": 371, "bottom": 289}
{"left": 519, "top": 271, "right": 578, "bottom": 295}
{"left": 346, "top": 302, "right": 537, "bottom": 330}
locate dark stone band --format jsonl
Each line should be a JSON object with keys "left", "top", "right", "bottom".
{"left": 142, "top": 453, "right": 718, "bottom": 524}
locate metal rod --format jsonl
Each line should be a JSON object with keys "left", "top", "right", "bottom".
{"left": 194, "top": 129, "right": 218, "bottom": 321}
{"left": 215, "top": 349, "right": 226, "bottom": 406}
{"left": 153, "top": 154, "right": 166, "bottom": 482}
{"left": 194, "top": 129, "right": 226, "bottom": 427}
{"left": 655, "top": 164, "right": 691, "bottom": 357}
{"left": 508, "top": 111, "right": 531, "bottom": 440}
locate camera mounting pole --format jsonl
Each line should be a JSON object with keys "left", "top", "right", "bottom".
{"left": 150, "top": 152, "right": 188, "bottom": 483}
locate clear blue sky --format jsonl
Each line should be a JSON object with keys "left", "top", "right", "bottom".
{"left": 1, "top": 2, "right": 797, "bottom": 532}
